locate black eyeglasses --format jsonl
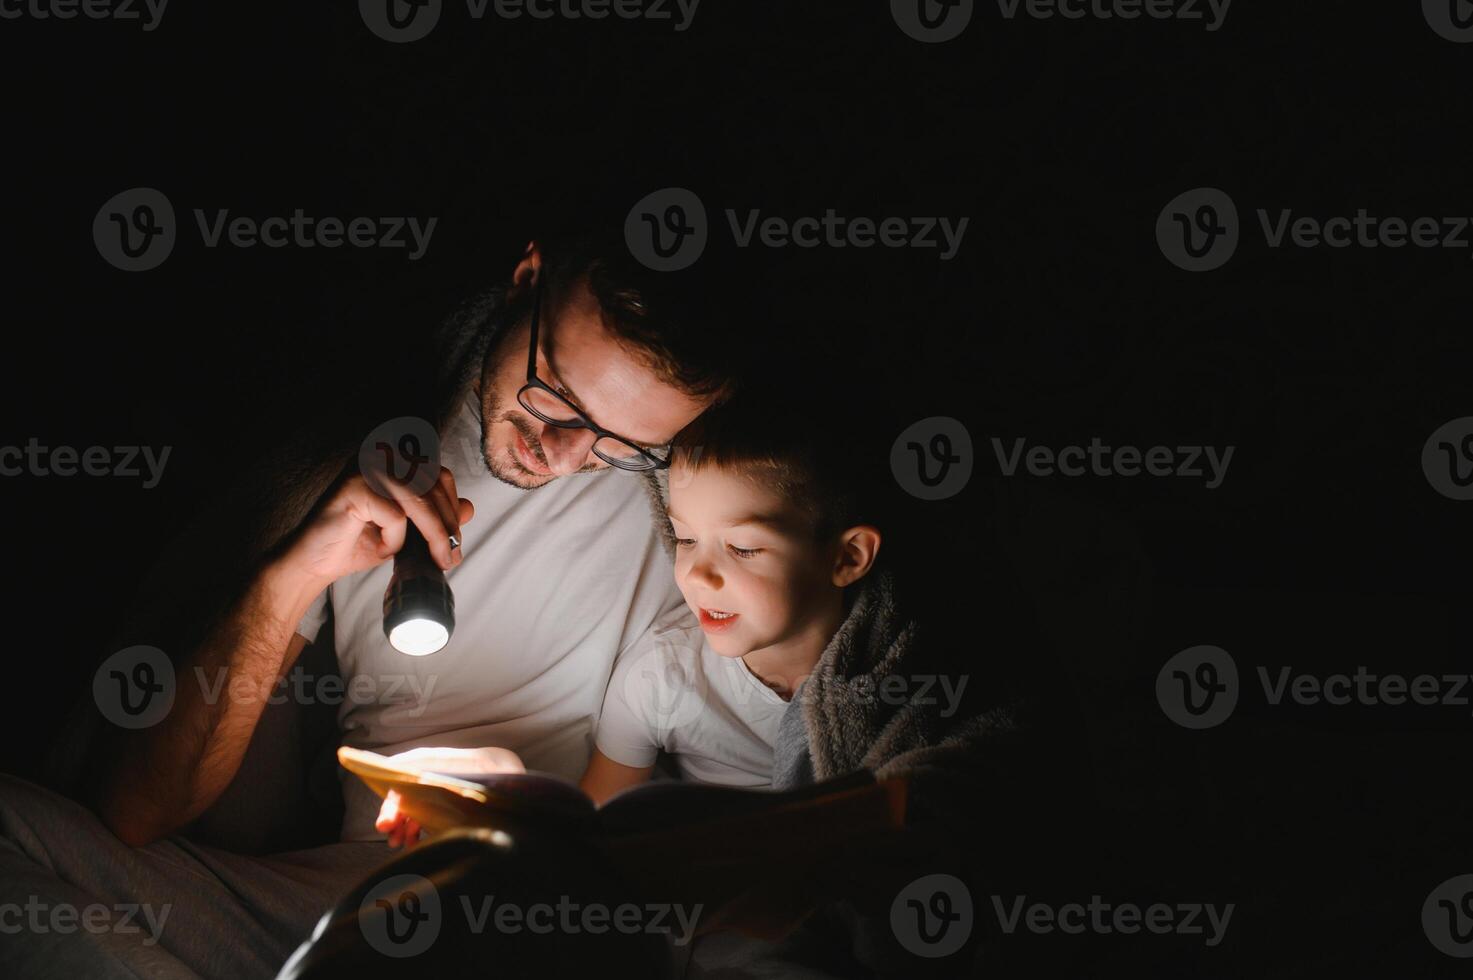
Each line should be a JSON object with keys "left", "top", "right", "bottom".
{"left": 515, "top": 279, "right": 673, "bottom": 472}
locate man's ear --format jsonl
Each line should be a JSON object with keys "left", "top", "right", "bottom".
{"left": 510, "top": 241, "right": 542, "bottom": 293}
{"left": 831, "top": 525, "right": 882, "bottom": 588}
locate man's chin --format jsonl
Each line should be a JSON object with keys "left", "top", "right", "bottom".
{"left": 484, "top": 448, "right": 557, "bottom": 490}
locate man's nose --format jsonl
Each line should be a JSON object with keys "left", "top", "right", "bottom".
{"left": 540, "top": 425, "right": 598, "bottom": 476}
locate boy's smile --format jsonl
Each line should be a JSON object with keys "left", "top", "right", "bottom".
{"left": 696, "top": 606, "right": 741, "bottom": 632}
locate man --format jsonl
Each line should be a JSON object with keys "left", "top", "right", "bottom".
{"left": 0, "top": 233, "right": 732, "bottom": 977}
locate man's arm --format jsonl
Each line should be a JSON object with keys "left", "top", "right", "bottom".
{"left": 91, "top": 468, "right": 473, "bottom": 846}
{"left": 92, "top": 563, "right": 322, "bottom": 847}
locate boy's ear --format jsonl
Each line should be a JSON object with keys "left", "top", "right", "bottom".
{"left": 831, "top": 525, "right": 882, "bottom": 588}
{"left": 510, "top": 240, "right": 542, "bottom": 292}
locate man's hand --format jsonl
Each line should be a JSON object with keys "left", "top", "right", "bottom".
{"left": 289, "top": 465, "right": 474, "bottom": 588}
{"left": 374, "top": 746, "right": 526, "bottom": 849}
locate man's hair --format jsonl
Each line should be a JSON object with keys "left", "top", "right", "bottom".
{"left": 670, "top": 388, "right": 871, "bottom": 539}
{"left": 536, "top": 230, "right": 740, "bottom": 402}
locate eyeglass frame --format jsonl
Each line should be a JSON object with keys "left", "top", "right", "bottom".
{"left": 515, "top": 278, "right": 674, "bottom": 472}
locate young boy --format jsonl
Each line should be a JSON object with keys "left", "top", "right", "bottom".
{"left": 580, "top": 398, "right": 883, "bottom": 803}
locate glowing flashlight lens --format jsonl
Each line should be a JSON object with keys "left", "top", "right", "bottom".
{"left": 388, "top": 617, "right": 450, "bottom": 657}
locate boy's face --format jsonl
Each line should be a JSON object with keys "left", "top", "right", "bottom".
{"left": 666, "top": 463, "right": 838, "bottom": 658}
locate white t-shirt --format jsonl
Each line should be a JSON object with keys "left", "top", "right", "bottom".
{"left": 296, "top": 386, "right": 686, "bottom": 840}
{"left": 594, "top": 607, "right": 791, "bottom": 788}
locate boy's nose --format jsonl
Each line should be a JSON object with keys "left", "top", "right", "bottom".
{"left": 684, "top": 559, "right": 722, "bottom": 590}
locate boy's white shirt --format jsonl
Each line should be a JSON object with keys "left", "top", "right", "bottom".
{"left": 595, "top": 605, "right": 790, "bottom": 788}
{"left": 296, "top": 386, "right": 687, "bottom": 840}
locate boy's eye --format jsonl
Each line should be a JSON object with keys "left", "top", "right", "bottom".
{"left": 727, "top": 545, "right": 762, "bottom": 559}
{"left": 673, "top": 537, "right": 696, "bottom": 548}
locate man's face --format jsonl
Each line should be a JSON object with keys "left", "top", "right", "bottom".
{"left": 667, "top": 463, "right": 838, "bottom": 659}
{"left": 476, "top": 274, "right": 712, "bottom": 489}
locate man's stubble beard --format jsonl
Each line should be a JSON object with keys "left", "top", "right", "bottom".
{"left": 475, "top": 327, "right": 600, "bottom": 490}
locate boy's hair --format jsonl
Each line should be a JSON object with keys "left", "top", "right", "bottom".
{"left": 670, "top": 389, "right": 871, "bottom": 539}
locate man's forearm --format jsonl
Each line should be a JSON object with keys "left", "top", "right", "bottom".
{"left": 94, "top": 558, "right": 327, "bottom": 845}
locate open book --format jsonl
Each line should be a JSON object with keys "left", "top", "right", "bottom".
{"left": 338, "top": 746, "right": 911, "bottom": 937}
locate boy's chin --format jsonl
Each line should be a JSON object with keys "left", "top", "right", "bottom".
{"left": 704, "top": 633, "right": 751, "bottom": 659}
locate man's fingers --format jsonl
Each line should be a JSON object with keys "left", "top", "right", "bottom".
{"left": 393, "top": 488, "right": 457, "bottom": 569}
{"left": 422, "top": 480, "right": 463, "bottom": 565}
{"left": 438, "top": 467, "right": 473, "bottom": 525}
{"left": 345, "top": 481, "right": 408, "bottom": 556}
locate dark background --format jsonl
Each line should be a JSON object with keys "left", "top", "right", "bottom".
{"left": 1, "top": 1, "right": 1469, "bottom": 975}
